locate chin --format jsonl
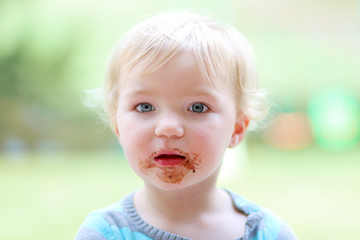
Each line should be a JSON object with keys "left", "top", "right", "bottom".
{"left": 143, "top": 174, "right": 200, "bottom": 192}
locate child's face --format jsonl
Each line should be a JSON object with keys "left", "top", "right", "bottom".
{"left": 115, "top": 51, "right": 246, "bottom": 190}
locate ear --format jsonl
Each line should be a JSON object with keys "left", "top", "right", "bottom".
{"left": 115, "top": 123, "right": 120, "bottom": 137}
{"left": 115, "top": 124, "right": 123, "bottom": 145}
{"left": 228, "top": 115, "right": 249, "bottom": 148}
{"left": 115, "top": 125, "right": 120, "bottom": 136}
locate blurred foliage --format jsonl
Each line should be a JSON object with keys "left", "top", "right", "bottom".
{"left": 0, "top": 0, "right": 117, "bottom": 150}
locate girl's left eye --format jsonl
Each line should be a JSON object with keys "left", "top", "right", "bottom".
{"left": 188, "top": 103, "right": 209, "bottom": 113}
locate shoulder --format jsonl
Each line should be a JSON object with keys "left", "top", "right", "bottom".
{"left": 74, "top": 194, "right": 153, "bottom": 240}
{"left": 252, "top": 208, "right": 298, "bottom": 240}
{"left": 227, "top": 190, "right": 298, "bottom": 240}
{"left": 74, "top": 201, "right": 126, "bottom": 240}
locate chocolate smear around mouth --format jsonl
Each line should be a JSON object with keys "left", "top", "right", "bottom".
{"left": 140, "top": 148, "right": 201, "bottom": 184}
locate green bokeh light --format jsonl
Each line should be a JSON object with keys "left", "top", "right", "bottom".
{"left": 308, "top": 88, "right": 360, "bottom": 151}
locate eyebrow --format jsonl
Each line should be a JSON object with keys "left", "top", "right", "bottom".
{"left": 121, "top": 89, "right": 154, "bottom": 98}
{"left": 183, "top": 87, "right": 222, "bottom": 99}
{"left": 121, "top": 86, "right": 222, "bottom": 101}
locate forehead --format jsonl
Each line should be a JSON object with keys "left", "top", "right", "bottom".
{"left": 117, "top": 52, "right": 238, "bottom": 108}
{"left": 119, "top": 51, "right": 227, "bottom": 91}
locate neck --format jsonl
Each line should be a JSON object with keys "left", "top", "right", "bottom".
{"left": 134, "top": 170, "right": 226, "bottom": 223}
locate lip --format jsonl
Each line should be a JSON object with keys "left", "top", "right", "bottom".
{"left": 153, "top": 150, "right": 187, "bottom": 166}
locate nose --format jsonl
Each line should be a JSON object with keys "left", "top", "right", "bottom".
{"left": 155, "top": 112, "right": 184, "bottom": 138}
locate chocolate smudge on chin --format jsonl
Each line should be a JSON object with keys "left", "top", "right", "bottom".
{"left": 140, "top": 148, "right": 201, "bottom": 184}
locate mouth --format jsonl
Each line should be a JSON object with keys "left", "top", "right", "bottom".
{"left": 154, "top": 152, "right": 187, "bottom": 166}
{"left": 142, "top": 148, "right": 201, "bottom": 183}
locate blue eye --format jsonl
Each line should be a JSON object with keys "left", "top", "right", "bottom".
{"left": 136, "top": 103, "right": 155, "bottom": 112}
{"left": 189, "top": 103, "right": 209, "bottom": 113}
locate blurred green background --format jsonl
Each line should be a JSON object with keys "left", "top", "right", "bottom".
{"left": 1, "top": 0, "right": 359, "bottom": 239}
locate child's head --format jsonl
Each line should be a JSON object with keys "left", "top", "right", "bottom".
{"left": 99, "top": 11, "right": 270, "bottom": 189}
{"left": 103, "top": 11, "right": 268, "bottom": 130}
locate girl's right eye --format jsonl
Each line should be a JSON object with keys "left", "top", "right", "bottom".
{"left": 135, "top": 103, "right": 155, "bottom": 112}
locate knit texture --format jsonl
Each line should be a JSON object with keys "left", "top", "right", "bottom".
{"left": 74, "top": 190, "right": 297, "bottom": 240}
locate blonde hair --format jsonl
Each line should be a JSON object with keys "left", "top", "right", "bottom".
{"left": 103, "top": 11, "right": 269, "bottom": 129}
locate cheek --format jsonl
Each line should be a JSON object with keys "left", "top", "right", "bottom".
{"left": 119, "top": 127, "right": 150, "bottom": 177}
{"left": 193, "top": 120, "right": 234, "bottom": 146}
{"left": 117, "top": 120, "right": 152, "bottom": 160}
{"left": 118, "top": 114, "right": 148, "bottom": 141}
{"left": 189, "top": 125, "right": 232, "bottom": 161}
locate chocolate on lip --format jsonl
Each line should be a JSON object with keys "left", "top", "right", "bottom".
{"left": 141, "top": 148, "right": 202, "bottom": 184}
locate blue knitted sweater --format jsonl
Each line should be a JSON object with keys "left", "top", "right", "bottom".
{"left": 74, "top": 191, "right": 297, "bottom": 240}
